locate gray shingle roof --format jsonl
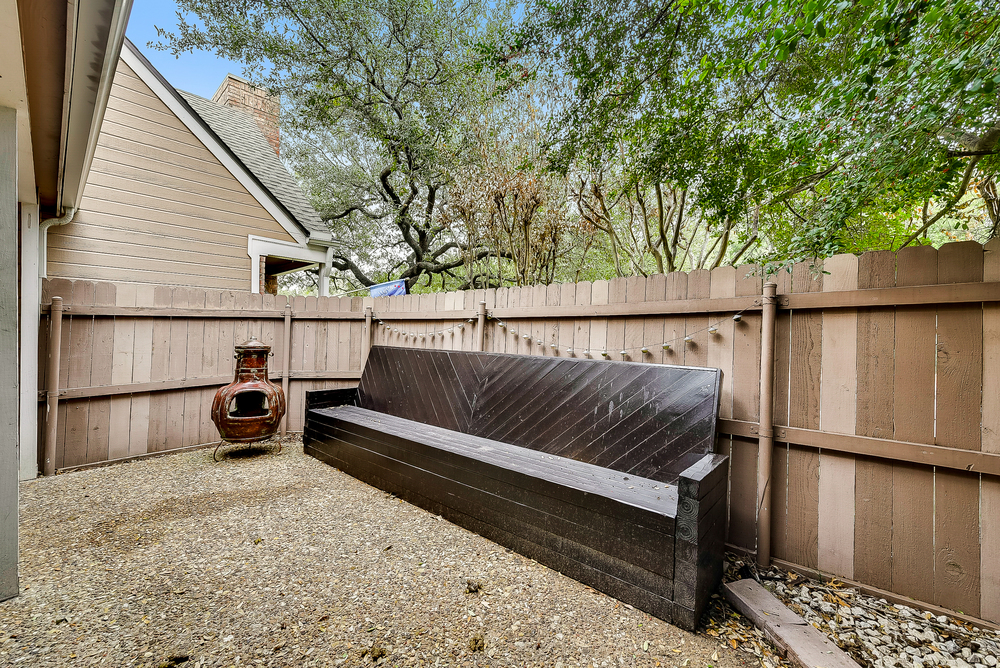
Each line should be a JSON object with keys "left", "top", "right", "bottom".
{"left": 177, "top": 90, "right": 328, "bottom": 239}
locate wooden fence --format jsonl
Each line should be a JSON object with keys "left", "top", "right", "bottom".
{"left": 38, "top": 238, "right": 1000, "bottom": 627}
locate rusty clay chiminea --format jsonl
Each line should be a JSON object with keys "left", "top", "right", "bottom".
{"left": 211, "top": 337, "right": 286, "bottom": 460}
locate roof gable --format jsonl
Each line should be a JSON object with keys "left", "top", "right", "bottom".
{"left": 176, "top": 90, "right": 328, "bottom": 238}
{"left": 119, "top": 39, "right": 330, "bottom": 247}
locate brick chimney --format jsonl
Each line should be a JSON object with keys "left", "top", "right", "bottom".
{"left": 212, "top": 74, "right": 280, "bottom": 156}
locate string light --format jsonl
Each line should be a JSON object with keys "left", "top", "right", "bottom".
{"left": 374, "top": 300, "right": 754, "bottom": 359}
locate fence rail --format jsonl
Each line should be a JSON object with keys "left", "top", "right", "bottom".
{"left": 37, "top": 238, "right": 1000, "bottom": 627}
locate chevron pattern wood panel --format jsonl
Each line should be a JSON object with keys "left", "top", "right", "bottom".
{"left": 357, "top": 346, "right": 721, "bottom": 484}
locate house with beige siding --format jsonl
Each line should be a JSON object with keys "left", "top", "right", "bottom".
{"left": 45, "top": 38, "right": 337, "bottom": 296}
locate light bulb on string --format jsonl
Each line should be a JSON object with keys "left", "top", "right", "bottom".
{"left": 567, "top": 348, "right": 574, "bottom": 355}
{"left": 619, "top": 350, "right": 628, "bottom": 359}
{"left": 708, "top": 326, "right": 719, "bottom": 334}
{"left": 732, "top": 314, "right": 742, "bottom": 322}
{"left": 601, "top": 350, "right": 610, "bottom": 359}
{"left": 684, "top": 335, "right": 693, "bottom": 343}
{"left": 661, "top": 343, "right": 671, "bottom": 351}
{"left": 641, "top": 347, "right": 650, "bottom": 354}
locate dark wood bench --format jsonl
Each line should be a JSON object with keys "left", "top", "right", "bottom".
{"left": 303, "top": 345, "right": 728, "bottom": 629}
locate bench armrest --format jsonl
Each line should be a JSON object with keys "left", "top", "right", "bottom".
{"left": 672, "top": 453, "right": 729, "bottom": 628}
{"left": 305, "top": 388, "right": 359, "bottom": 412}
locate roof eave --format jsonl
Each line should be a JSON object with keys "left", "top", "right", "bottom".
{"left": 58, "top": 0, "right": 135, "bottom": 213}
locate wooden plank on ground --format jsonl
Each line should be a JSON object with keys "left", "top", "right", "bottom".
{"left": 818, "top": 253, "right": 858, "bottom": 579}
{"left": 724, "top": 579, "right": 862, "bottom": 668}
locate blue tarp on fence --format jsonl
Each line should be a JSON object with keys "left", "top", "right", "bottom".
{"left": 369, "top": 280, "right": 407, "bottom": 297}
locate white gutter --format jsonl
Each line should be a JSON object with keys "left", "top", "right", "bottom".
{"left": 38, "top": 207, "right": 78, "bottom": 280}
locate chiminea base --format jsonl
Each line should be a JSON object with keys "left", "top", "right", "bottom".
{"left": 213, "top": 437, "right": 283, "bottom": 462}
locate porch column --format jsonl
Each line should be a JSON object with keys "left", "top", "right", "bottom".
{"left": 0, "top": 106, "right": 20, "bottom": 600}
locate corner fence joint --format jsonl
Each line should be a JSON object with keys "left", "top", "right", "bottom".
{"left": 756, "top": 281, "right": 778, "bottom": 567}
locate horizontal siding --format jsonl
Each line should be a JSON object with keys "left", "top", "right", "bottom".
{"left": 48, "top": 254, "right": 251, "bottom": 289}
{"left": 76, "top": 196, "right": 286, "bottom": 243}
{"left": 49, "top": 58, "right": 303, "bottom": 291}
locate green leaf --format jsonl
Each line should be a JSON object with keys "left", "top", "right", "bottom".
{"left": 816, "top": 21, "right": 827, "bottom": 38}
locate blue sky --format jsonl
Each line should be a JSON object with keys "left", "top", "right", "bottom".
{"left": 126, "top": 0, "right": 245, "bottom": 99}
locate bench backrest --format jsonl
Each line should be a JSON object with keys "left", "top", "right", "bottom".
{"left": 358, "top": 346, "right": 722, "bottom": 484}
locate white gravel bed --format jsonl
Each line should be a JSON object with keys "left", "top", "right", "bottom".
{"left": 2, "top": 437, "right": 758, "bottom": 668}
{"left": 756, "top": 567, "right": 1000, "bottom": 668}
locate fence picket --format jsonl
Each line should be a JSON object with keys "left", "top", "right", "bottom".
{"left": 818, "top": 253, "right": 859, "bottom": 579}
{"left": 892, "top": 245, "right": 938, "bottom": 604}
{"left": 934, "top": 241, "right": 984, "bottom": 616}
{"left": 854, "top": 250, "right": 896, "bottom": 591}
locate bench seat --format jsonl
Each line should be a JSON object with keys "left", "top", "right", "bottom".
{"left": 304, "top": 346, "right": 728, "bottom": 629}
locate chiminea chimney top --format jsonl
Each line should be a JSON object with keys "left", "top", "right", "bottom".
{"left": 212, "top": 74, "right": 280, "bottom": 156}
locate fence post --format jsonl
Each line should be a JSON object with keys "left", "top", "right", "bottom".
{"left": 476, "top": 301, "right": 486, "bottom": 352}
{"left": 280, "top": 302, "right": 292, "bottom": 436}
{"left": 43, "top": 297, "right": 63, "bottom": 476}
{"left": 363, "top": 306, "right": 373, "bottom": 367}
{"left": 756, "top": 281, "right": 778, "bottom": 567}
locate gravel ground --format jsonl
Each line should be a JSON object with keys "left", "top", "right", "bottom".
{"left": 2, "top": 438, "right": 760, "bottom": 668}
{"left": 753, "top": 567, "right": 1000, "bottom": 668}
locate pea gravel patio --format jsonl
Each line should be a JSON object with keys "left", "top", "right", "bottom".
{"left": 2, "top": 438, "right": 758, "bottom": 668}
